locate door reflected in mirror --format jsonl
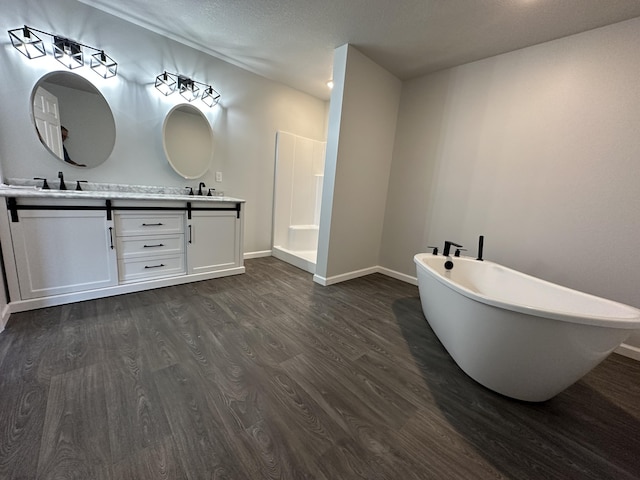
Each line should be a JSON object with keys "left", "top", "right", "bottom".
{"left": 31, "top": 71, "right": 116, "bottom": 168}
{"left": 163, "top": 104, "right": 213, "bottom": 179}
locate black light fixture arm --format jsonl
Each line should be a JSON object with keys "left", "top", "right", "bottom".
{"left": 19, "top": 25, "right": 103, "bottom": 54}
{"left": 163, "top": 72, "right": 219, "bottom": 94}
{"left": 161, "top": 72, "right": 210, "bottom": 90}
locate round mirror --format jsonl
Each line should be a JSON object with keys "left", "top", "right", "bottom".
{"left": 162, "top": 104, "right": 213, "bottom": 179}
{"left": 31, "top": 71, "right": 116, "bottom": 168}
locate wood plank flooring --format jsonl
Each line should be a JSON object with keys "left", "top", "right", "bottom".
{"left": 1, "top": 256, "right": 639, "bottom": 479}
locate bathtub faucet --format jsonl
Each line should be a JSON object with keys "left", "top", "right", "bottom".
{"left": 443, "top": 240, "right": 463, "bottom": 257}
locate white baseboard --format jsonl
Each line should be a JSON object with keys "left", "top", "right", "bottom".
{"left": 313, "top": 265, "right": 414, "bottom": 287}
{"left": 377, "top": 267, "right": 418, "bottom": 286}
{"left": 312, "top": 274, "right": 328, "bottom": 286}
{"left": 244, "top": 250, "right": 272, "bottom": 259}
{"left": 0, "top": 303, "right": 10, "bottom": 333}
{"left": 320, "top": 266, "right": 378, "bottom": 286}
{"left": 615, "top": 343, "right": 640, "bottom": 362}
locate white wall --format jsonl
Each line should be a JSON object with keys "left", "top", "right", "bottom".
{"left": 316, "top": 45, "right": 402, "bottom": 283}
{"left": 381, "top": 17, "right": 640, "bottom": 348}
{"left": 0, "top": 0, "right": 327, "bottom": 256}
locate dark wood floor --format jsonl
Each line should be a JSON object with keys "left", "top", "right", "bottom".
{"left": 0, "top": 256, "right": 639, "bottom": 479}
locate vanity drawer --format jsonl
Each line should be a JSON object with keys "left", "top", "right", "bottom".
{"left": 118, "top": 254, "right": 186, "bottom": 283}
{"left": 115, "top": 213, "right": 184, "bottom": 236}
{"left": 117, "top": 234, "right": 185, "bottom": 259}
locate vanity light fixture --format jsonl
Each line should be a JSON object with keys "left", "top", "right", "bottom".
{"left": 155, "top": 71, "right": 220, "bottom": 107}
{"left": 7, "top": 25, "right": 117, "bottom": 78}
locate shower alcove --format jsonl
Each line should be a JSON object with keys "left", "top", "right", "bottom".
{"left": 272, "top": 131, "right": 326, "bottom": 274}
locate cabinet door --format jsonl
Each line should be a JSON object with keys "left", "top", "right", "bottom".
{"left": 187, "top": 211, "right": 241, "bottom": 274}
{"left": 11, "top": 210, "right": 118, "bottom": 299}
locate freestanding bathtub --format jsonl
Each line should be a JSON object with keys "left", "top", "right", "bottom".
{"left": 414, "top": 253, "right": 640, "bottom": 402}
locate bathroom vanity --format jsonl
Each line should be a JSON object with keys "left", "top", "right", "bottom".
{"left": 0, "top": 184, "right": 245, "bottom": 312}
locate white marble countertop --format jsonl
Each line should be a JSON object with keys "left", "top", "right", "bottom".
{"left": 0, "top": 180, "right": 245, "bottom": 203}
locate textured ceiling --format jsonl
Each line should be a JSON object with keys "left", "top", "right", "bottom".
{"left": 77, "top": 0, "right": 640, "bottom": 100}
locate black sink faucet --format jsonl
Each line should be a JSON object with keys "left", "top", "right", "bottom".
{"left": 34, "top": 177, "right": 50, "bottom": 189}
{"left": 198, "top": 182, "right": 206, "bottom": 195}
{"left": 476, "top": 235, "right": 484, "bottom": 261}
{"left": 443, "top": 240, "right": 463, "bottom": 257}
{"left": 58, "top": 171, "right": 66, "bottom": 190}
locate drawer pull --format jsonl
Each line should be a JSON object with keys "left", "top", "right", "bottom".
{"left": 143, "top": 243, "right": 165, "bottom": 248}
{"left": 144, "top": 264, "right": 165, "bottom": 269}
{"left": 142, "top": 222, "right": 164, "bottom": 226}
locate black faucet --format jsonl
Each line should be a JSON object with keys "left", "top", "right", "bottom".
{"left": 34, "top": 177, "right": 50, "bottom": 189}
{"left": 443, "top": 240, "right": 463, "bottom": 257}
{"left": 198, "top": 182, "right": 206, "bottom": 195}
{"left": 58, "top": 171, "right": 66, "bottom": 190}
{"left": 476, "top": 235, "right": 484, "bottom": 261}
{"left": 75, "top": 180, "right": 87, "bottom": 191}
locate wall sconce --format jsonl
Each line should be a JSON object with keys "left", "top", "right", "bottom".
{"left": 201, "top": 87, "right": 220, "bottom": 108}
{"left": 178, "top": 76, "right": 199, "bottom": 102}
{"left": 155, "top": 71, "right": 177, "bottom": 95}
{"left": 155, "top": 71, "right": 220, "bottom": 107}
{"left": 53, "top": 36, "right": 83, "bottom": 69}
{"left": 8, "top": 25, "right": 45, "bottom": 59}
{"left": 7, "top": 25, "right": 117, "bottom": 78}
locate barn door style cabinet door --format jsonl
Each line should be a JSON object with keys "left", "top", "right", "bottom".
{"left": 187, "top": 209, "right": 243, "bottom": 275}
{"left": 9, "top": 201, "right": 118, "bottom": 299}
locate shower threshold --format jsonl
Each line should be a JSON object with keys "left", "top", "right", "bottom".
{"left": 272, "top": 246, "right": 316, "bottom": 274}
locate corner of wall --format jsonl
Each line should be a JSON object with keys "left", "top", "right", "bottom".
{"left": 318, "top": 44, "right": 402, "bottom": 280}
{"left": 0, "top": 302, "right": 10, "bottom": 332}
{"left": 615, "top": 343, "right": 640, "bottom": 362}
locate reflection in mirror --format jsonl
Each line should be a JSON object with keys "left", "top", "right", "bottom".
{"left": 31, "top": 71, "right": 116, "bottom": 168}
{"left": 163, "top": 104, "right": 213, "bottom": 179}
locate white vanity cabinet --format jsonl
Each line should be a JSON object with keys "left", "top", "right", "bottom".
{"left": 5, "top": 199, "right": 118, "bottom": 300}
{"left": 0, "top": 192, "right": 245, "bottom": 312}
{"left": 187, "top": 209, "right": 242, "bottom": 274}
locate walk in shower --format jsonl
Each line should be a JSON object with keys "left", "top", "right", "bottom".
{"left": 272, "top": 131, "right": 326, "bottom": 273}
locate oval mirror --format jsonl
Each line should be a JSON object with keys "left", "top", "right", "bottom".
{"left": 31, "top": 71, "right": 116, "bottom": 168}
{"left": 162, "top": 104, "right": 213, "bottom": 179}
